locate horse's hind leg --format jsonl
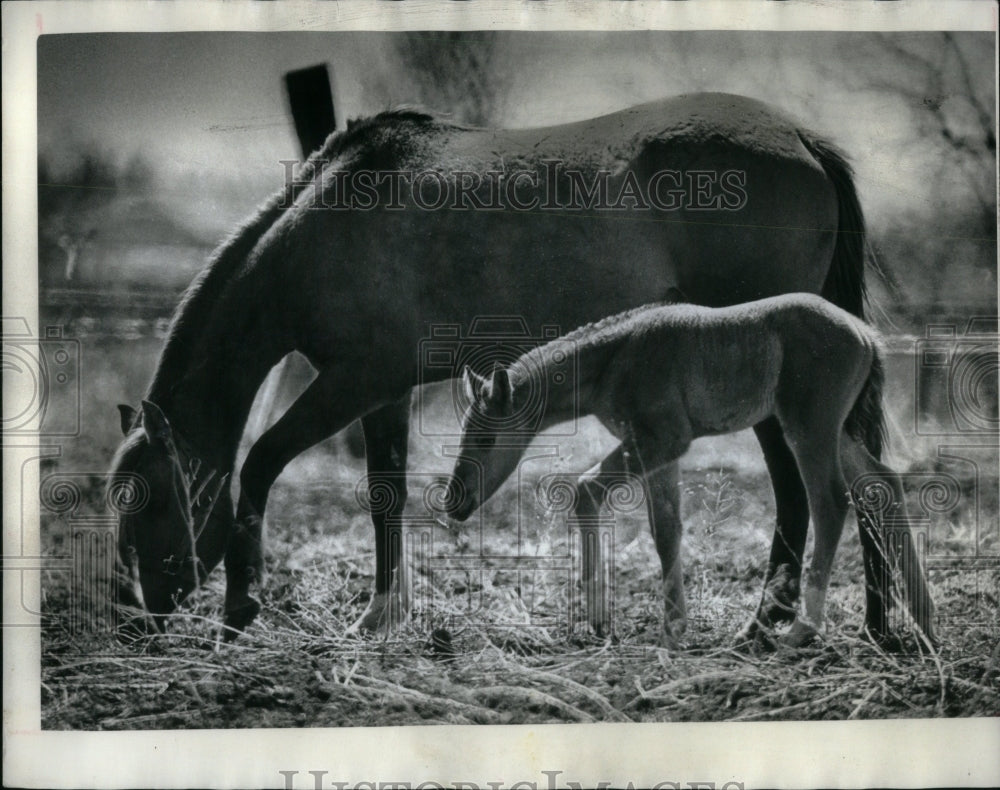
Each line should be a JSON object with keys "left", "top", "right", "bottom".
{"left": 737, "top": 417, "right": 809, "bottom": 645}
{"left": 354, "top": 393, "right": 412, "bottom": 633}
{"left": 841, "top": 436, "right": 936, "bottom": 645}
{"left": 225, "top": 368, "right": 362, "bottom": 637}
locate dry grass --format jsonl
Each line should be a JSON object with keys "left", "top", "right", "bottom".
{"left": 41, "top": 451, "right": 1000, "bottom": 729}
{"left": 36, "top": 337, "right": 1000, "bottom": 728}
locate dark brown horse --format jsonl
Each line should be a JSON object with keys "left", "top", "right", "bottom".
{"left": 110, "top": 92, "right": 893, "bottom": 642}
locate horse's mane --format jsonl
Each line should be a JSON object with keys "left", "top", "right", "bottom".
{"left": 147, "top": 106, "right": 450, "bottom": 404}
{"left": 344, "top": 106, "right": 449, "bottom": 135}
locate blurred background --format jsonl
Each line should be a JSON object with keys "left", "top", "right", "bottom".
{"left": 39, "top": 32, "right": 995, "bottom": 311}
{"left": 36, "top": 30, "right": 996, "bottom": 501}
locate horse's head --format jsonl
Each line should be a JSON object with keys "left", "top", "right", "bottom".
{"left": 110, "top": 400, "right": 231, "bottom": 633}
{"left": 443, "top": 364, "right": 530, "bottom": 521}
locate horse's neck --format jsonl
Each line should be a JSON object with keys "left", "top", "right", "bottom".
{"left": 516, "top": 338, "right": 620, "bottom": 432}
{"left": 148, "top": 324, "right": 288, "bottom": 473}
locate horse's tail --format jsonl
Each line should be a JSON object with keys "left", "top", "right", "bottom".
{"left": 799, "top": 130, "right": 887, "bottom": 459}
{"left": 844, "top": 339, "right": 888, "bottom": 460}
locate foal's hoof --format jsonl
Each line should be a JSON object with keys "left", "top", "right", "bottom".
{"left": 348, "top": 592, "right": 407, "bottom": 635}
{"left": 222, "top": 597, "right": 261, "bottom": 642}
{"left": 778, "top": 619, "right": 821, "bottom": 649}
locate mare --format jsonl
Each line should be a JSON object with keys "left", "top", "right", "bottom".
{"left": 442, "top": 294, "right": 935, "bottom": 647}
{"left": 108, "top": 92, "right": 892, "bottom": 642}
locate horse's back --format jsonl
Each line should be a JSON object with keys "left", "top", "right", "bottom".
{"left": 404, "top": 93, "right": 819, "bottom": 173}
{"left": 256, "top": 96, "right": 845, "bottom": 370}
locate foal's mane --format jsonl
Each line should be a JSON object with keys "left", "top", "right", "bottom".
{"left": 515, "top": 300, "right": 682, "bottom": 379}
{"left": 557, "top": 302, "right": 673, "bottom": 345}
{"left": 147, "top": 107, "right": 448, "bottom": 404}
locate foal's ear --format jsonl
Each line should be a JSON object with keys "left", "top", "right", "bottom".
{"left": 462, "top": 365, "right": 487, "bottom": 403}
{"left": 140, "top": 400, "right": 171, "bottom": 444}
{"left": 117, "top": 404, "right": 138, "bottom": 435}
{"left": 488, "top": 363, "right": 512, "bottom": 409}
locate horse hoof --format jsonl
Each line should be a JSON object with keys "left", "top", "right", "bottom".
{"left": 733, "top": 620, "right": 778, "bottom": 653}
{"left": 752, "top": 564, "right": 799, "bottom": 628}
{"left": 856, "top": 624, "right": 908, "bottom": 653}
{"left": 222, "top": 597, "right": 261, "bottom": 641}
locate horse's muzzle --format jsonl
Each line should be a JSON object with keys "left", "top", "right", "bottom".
{"left": 439, "top": 477, "right": 475, "bottom": 521}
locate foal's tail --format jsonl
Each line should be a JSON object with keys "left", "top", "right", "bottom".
{"left": 800, "top": 130, "right": 887, "bottom": 460}
{"left": 844, "top": 341, "right": 888, "bottom": 460}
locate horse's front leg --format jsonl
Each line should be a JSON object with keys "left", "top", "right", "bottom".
{"left": 351, "top": 394, "right": 412, "bottom": 634}
{"left": 737, "top": 417, "right": 809, "bottom": 647}
{"left": 225, "top": 369, "right": 359, "bottom": 638}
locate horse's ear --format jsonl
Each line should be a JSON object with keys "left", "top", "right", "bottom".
{"left": 117, "top": 404, "right": 137, "bottom": 435}
{"left": 488, "top": 363, "right": 512, "bottom": 409}
{"left": 462, "top": 366, "right": 486, "bottom": 402}
{"left": 140, "top": 400, "right": 171, "bottom": 444}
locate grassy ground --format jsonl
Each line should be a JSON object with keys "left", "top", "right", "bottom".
{"left": 39, "top": 367, "right": 1000, "bottom": 727}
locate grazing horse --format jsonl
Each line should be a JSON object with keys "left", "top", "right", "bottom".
{"left": 442, "top": 294, "right": 935, "bottom": 647}
{"left": 109, "top": 92, "right": 892, "bottom": 641}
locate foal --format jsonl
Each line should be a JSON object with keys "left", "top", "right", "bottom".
{"left": 443, "top": 293, "right": 935, "bottom": 648}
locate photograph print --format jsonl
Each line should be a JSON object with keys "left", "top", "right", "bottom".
{"left": 5, "top": 4, "right": 998, "bottom": 781}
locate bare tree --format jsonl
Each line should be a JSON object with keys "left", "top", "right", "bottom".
{"left": 864, "top": 33, "right": 995, "bottom": 238}
{"left": 392, "top": 32, "right": 513, "bottom": 126}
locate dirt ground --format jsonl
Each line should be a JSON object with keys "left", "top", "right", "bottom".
{"left": 39, "top": 362, "right": 1000, "bottom": 727}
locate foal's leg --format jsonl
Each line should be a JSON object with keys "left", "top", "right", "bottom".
{"left": 353, "top": 394, "right": 412, "bottom": 633}
{"left": 841, "top": 436, "right": 936, "bottom": 644}
{"left": 643, "top": 459, "right": 686, "bottom": 648}
{"left": 781, "top": 433, "right": 850, "bottom": 647}
{"left": 737, "top": 417, "right": 809, "bottom": 645}
{"left": 579, "top": 437, "right": 686, "bottom": 647}
{"left": 573, "top": 445, "right": 628, "bottom": 638}
{"left": 225, "top": 369, "right": 360, "bottom": 636}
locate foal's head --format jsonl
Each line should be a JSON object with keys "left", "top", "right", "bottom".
{"left": 109, "top": 400, "right": 230, "bottom": 633}
{"left": 443, "top": 364, "right": 531, "bottom": 521}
